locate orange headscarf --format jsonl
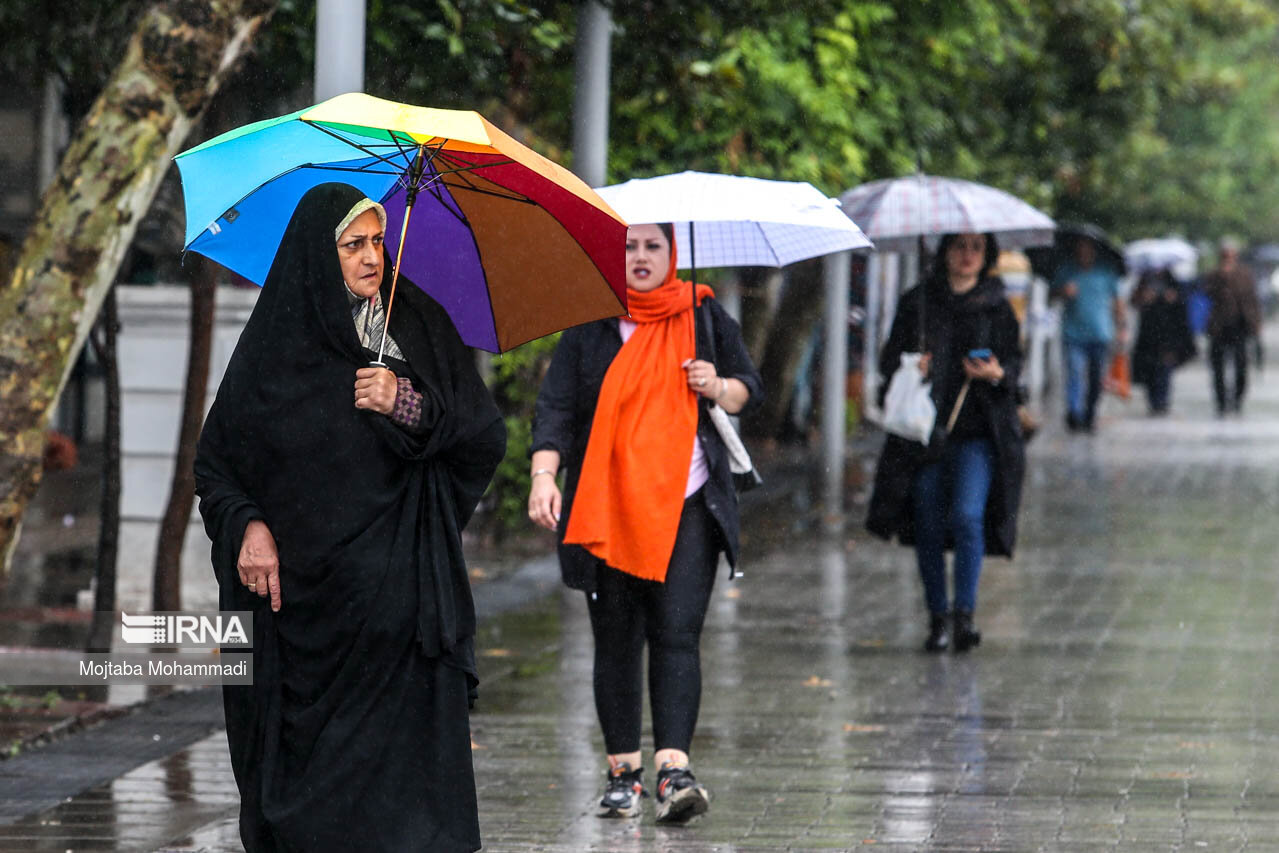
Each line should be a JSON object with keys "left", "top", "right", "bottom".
{"left": 563, "top": 240, "right": 713, "bottom": 582}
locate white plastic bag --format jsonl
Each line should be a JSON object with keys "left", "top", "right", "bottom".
{"left": 881, "top": 352, "right": 936, "bottom": 444}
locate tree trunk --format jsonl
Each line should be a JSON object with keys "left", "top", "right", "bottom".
{"left": 0, "top": 0, "right": 276, "bottom": 572}
{"left": 743, "top": 258, "right": 826, "bottom": 441}
{"left": 152, "top": 257, "right": 217, "bottom": 611}
{"left": 87, "top": 288, "right": 121, "bottom": 652}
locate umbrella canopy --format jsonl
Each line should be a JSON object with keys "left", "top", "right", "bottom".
{"left": 839, "top": 174, "right": 1055, "bottom": 252}
{"left": 1124, "top": 237, "right": 1198, "bottom": 280}
{"left": 594, "top": 171, "right": 872, "bottom": 270}
{"left": 176, "top": 93, "right": 627, "bottom": 353}
{"left": 1025, "top": 221, "right": 1126, "bottom": 282}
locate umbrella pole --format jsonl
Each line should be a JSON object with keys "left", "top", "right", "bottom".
{"left": 374, "top": 145, "right": 427, "bottom": 366}
{"left": 690, "top": 223, "right": 698, "bottom": 357}
{"left": 918, "top": 234, "right": 927, "bottom": 352}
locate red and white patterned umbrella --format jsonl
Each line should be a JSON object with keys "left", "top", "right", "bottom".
{"left": 840, "top": 174, "right": 1054, "bottom": 253}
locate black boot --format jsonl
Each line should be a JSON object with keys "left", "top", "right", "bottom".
{"left": 953, "top": 610, "right": 981, "bottom": 652}
{"left": 923, "top": 613, "right": 950, "bottom": 653}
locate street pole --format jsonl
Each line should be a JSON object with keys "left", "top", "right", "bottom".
{"left": 822, "top": 250, "right": 852, "bottom": 534}
{"left": 315, "top": 0, "right": 366, "bottom": 101}
{"left": 572, "top": 1, "right": 612, "bottom": 187}
{"left": 862, "top": 253, "right": 882, "bottom": 422}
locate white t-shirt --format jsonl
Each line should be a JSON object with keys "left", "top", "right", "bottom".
{"left": 618, "top": 318, "right": 709, "bottom": 498}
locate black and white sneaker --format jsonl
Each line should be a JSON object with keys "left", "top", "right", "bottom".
{"left": 654, "top": 762, "right": 710, "bottom": 824}
{"left": 597, "top": 763, "right": 646, "bottom": 818}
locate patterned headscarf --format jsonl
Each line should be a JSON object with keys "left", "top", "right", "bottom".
{"left": 336, "top": 197, "right": 403, "bottom": 361}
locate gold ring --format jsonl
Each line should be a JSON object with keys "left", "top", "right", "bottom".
{"left": 248, "top": 582, "right": 257, "bottom": 589}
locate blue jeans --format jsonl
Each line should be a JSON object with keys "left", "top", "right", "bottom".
{"left": 1064, "top": 340, "right": 1109, "bottom": 426}
{"left": 912, "top": 437, "right": 995, "bottom": 615}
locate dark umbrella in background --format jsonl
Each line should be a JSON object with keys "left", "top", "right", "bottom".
{"left": 1025, "top": 222, "right": 1126, "bottom": 283}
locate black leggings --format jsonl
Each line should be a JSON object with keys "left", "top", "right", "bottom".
{"left": 586, "top": 491, "right": 719, "bottom": 755}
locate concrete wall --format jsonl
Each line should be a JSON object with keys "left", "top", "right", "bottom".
{"left": 115, "top": 284, "right": 258, "bottom": 612}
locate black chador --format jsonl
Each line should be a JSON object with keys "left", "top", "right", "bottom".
{"left": 195, "top": 183, "right": 505, "bottom": 852}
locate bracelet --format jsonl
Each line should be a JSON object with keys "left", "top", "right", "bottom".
{"left": 714, "top": 377, "right": 727, "bottom": 401}
{"left": 531, "top": 468, "right": 556, "bottom": 479}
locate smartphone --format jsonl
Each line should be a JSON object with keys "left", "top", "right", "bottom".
{"left": 967, "top": 348, "right": 992, "bottom": 361}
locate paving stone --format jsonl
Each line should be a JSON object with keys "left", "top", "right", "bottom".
{"left": 6, "top": 329, "right": 1279, "bottom": 851}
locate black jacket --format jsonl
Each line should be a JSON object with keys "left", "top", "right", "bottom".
{"left": 865, "top": 274, "right": 1026, "bottom": 557}
{"left": 1132, "top": 284, "right": 1196, "bottom": 385}
{"left": 531, "top": 299, "right": 763, "bottom": 593}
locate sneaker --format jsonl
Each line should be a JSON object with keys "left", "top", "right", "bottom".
{"left": 597, "top": 763, "right": 645, "bottom": 818}
{"left": 654, "top": 762, "right": 710, "bottom": 824}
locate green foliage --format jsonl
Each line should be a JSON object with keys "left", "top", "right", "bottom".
{"left": 13, "top": 0, "right": 1279, "bottom": 534}
{"left": 484, "top": 333, "right": 559, "bottom": 538}
{"left": 0, "top": 1, "right": 148, "bottom": 118}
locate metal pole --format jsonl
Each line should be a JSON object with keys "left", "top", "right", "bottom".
{"left": 822, "top": 250, "right": 852, "bottom": 533}
{"left": 863, "top": 253, "right": 882, "bottom": 421}
{"left": 315, "top": 0, "right": 366, "bottom": 101}
{"left": 572, "top": 1, "right": 612, "bottom": 187}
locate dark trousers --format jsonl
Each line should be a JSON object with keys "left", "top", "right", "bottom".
{"left": 587, "top": 491, "right": 719, "bottom": 755}
{"left": 1145, "top": 363, "right": 1172, "bottom": 414}
{"left": 1210, "top": 333, "right": 1249, "bottom": 413}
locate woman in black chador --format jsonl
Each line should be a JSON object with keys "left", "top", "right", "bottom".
{"left": 1130, "top": 268, "right": 1196, "bottom": 415}
{"left": 195, "top": 182, "right": 505, "bottom": 852}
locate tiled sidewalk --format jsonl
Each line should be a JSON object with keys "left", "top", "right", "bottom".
{"left": 8, "top": 335, "right": 1279, "bottom": 852}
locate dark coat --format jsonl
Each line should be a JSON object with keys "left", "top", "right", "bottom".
{"left": 1205, "top": 266, "right": 1261, "bottom": 340}
{"left": 865, "top": 274, "right": 1026, "bottom": 557}
{"left": 1131, "top": 278, "right": 1196, "bottom": 386}
{"left": 194, "top": 184, "right": 504, "bottom": 852}
{"left": 531, "top": 298, "right": 763, "bottom": 593}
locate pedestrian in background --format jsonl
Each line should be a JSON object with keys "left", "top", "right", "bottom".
{"left": 528, "top": 223, "right": 762, "bottom": 823}
{"left": 1204, "top": 238, "right": 1262, "bottom": 415}
{"left": 866, "top": 232, "right": 1026, "bottom": 653}
{"left": 1052, "top": 236, "right": 1127, "bottom": 432}
{"left": 1130, "top": 268, "right": 1196, "bottom": 416}
{"left": 195, "top": 184, "right": 506, "bottom": 852}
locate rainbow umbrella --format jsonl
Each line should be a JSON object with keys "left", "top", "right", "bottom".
{"left": 175, "top": 93, "right": 627, "bottom": 353}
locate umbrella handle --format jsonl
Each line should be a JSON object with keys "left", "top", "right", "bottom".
{"left": 377, "top": 145, "right": 426, "bottom": 363}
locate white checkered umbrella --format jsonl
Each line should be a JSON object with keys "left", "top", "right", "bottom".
{"left": 595, "top": 171, "right": 872, "bottom": 271}
{"left": 839, "top": 174, "right": 1055, "bottom": 252}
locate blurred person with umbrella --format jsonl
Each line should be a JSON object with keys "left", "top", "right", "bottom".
{"left": 527, "top": 222, "right": 762, "bottom": 824}
{"left": 865, "top": 233, "right": 1026, "bottom": 653}
{"left": 1205, "top": 237, "right": 1262, "bottom": 415}
{"left": 195, "top": 183, "right": 505, "bottom": 851}
{"left": 1051, "top": 235, "right": 1127, "bottom": 432}
{"left": 1130, "top": 267, "right": 1196, "bottom": 416}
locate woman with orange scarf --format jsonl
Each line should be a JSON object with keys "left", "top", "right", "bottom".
{"left": 528, "top": 223, "right": 762, "bottom": 824}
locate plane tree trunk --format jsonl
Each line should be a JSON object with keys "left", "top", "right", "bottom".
{"left": 0, "top": 0, "right": 275, "bottom": 572}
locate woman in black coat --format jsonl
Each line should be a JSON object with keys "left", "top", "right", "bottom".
{"left": 527, "top": 223, "right": 762, "bottom": 824}
{"left": 1131, "top": 268, "right": 1196, "bottom": 415}
{"left": 866, "top": 232, "right": 1026, "bottom": 653}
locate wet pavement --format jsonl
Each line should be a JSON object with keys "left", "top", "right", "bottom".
{"left": 6, "top": 330, "right": 1279, "bottom": 851}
